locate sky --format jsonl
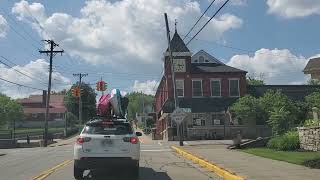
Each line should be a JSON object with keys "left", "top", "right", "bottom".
{"left": 0, "top": 0, "right": 319, "bottom": 98}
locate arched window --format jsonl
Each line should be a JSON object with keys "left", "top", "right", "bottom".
{"left": 199, "top": 56, "right": 204, "bottom": 63}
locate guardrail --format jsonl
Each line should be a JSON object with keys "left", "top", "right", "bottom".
{"left": 0, "top": 128, "right": 79, "bottom": 140}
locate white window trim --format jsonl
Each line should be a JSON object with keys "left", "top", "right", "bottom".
{"left": 192, "top": 79, "right": 203, "bottom": 97}
{"left": 176, "top": 79, "right": 184, "bottom": 97}
{"left": 229, "top": 78, "right": 240, "bottom": 97}
{"left": 210, "top": 79, "right": 222, "bottom": 97}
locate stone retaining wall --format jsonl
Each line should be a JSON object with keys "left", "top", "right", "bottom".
{"left": 298, "top": 126, "right": 320, "bottom": 151}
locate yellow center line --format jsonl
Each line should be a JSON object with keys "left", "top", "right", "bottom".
{"left": 30, "top": 160, "right": 72, "bottom": 180}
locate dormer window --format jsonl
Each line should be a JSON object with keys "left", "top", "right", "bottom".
{"left": 199, "top": 56, "right": 204, "bottom": 63}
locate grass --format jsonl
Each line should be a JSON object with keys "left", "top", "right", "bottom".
{"left": 242, "top": 148, "right": 320, "bottom": 165}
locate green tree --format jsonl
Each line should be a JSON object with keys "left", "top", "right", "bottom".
{"left": 247, "top": 73, "right": 265, "bottom": 85}
{"left": 268, "top": 106, "right": 291, "bottom": 135}
{"left": 292, "top": 101, "right": 308, "bottom": 125}
{"left": 305, "top": 91, "right": 320, "bottom": 109}
{"left": 247, "top": 78, "right": 265, "bottom": 85}
{"left": 307, "top": 78, "right": 320, "bottom": 85}
{"left": 126, "top": 92, "right": 154, "bottom": 121}
{"left": 64, "top": 83, "right": 96, "bottom": 124}
{"left": 66, "top": 112, "right": 78, "bottom": 127}
{"left": 259, "top": 90, "right": 297, "bottom": 134}
{"left": 230, "top": 95, "right": 263, "bottom": 125}
{"left": 0, "top": 93, "right": 23, "bottom": 127}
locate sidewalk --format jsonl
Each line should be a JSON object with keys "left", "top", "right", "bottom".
{"left": 182, "top": 144, "right": 320, "bottom": 180}
{"left": 48, "top": 135, "right": 78, "bottom": 147}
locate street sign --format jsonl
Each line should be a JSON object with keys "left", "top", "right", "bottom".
{"left": 171, "top": 108, "right": 188, "bottom": 124}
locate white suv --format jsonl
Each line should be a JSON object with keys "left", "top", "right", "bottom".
{"left": 73, "top": 119, "right": 142, "bottom": 179}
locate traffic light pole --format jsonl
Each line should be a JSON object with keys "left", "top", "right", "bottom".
{"left": 39, "top": 40, "right": 64, "bottom": 147}
{"left": 73, "top": 73, "right": 88, "bottom": 127}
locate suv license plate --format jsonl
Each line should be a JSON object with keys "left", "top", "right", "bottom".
{"left": 101, "top": 139, "right": 113, "bottom": 146}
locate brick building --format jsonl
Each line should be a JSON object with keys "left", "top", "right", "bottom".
{"left": 15, "top": 90, "right": 67, "bottom": 128}
{"left": 154, "top": 30, "right": 250, "bottom": 140}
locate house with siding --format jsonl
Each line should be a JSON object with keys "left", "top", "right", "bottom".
{"left": 304, "top": 57, "right": 320, "bottom": 80}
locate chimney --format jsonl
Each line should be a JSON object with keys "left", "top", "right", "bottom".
{"left": 43, "top": 90, "right": 47, "bottom": 105}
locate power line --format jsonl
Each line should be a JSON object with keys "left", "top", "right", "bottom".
{"left": 0, "top": 11, "right": 41, "bottom": 50}
{"left": 183, "top": 0, "right": 216, "bottom": 40}
{"left": 0, "top": 56, "right": 48, "bottom": 86}
{"left": 186, "top": 0, "right": 230, "bottom": 45}
{"left": 181, "top": 34, "right": 311, "bottom": 61}
{"left": 0, "top": 76, "right": 44, "bottom": 91}
{"left": 0, "top": 8, "right": 41, "bottom": 47}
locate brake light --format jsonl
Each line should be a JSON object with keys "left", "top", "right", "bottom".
{"left": 76, "top": 137, "right": 91, "bottom": 145}
{"left": 130, "top": 137, "right": 139, "bottom": 144}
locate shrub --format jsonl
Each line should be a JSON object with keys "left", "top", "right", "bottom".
{"left": 304, "top": 119, "right": 320, "bottom": 127}
{"left": 267, "top": 131, "right": 300, "bottom": 151}
{"left": 304, "top": 158, "right": 320, "bottom": 169}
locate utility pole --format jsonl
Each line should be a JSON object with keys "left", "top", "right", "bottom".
{"left": 73, "top": 73, "right": 88, "bottom": 127}
{"left": 142, "top": 91, "right": 146, "bottom": 128}
{"left": 39, "top": 40, "right": 64, "bottom": 147}
{"left": 164, "top": 13, "right": 183, "bottom": 146}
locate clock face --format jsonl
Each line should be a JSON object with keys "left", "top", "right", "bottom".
{"left": 173, "top": 59, "right": 186, "bottom": 72}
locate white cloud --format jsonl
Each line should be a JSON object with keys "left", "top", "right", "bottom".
{"left": 0, "top": 15, "right": 9, "bottom": 38}
{"left": 0, "top": 59, "right": 71, "bottom": 98}
{"left": 309, "top": 54, "right": 320, "bottom": 59}
{"left": 267, "top": 0, "right": 320, "bottom": 18}
{"left": 132, "top": 80, "right": 159, "bottom": 95}
{"left": 227, "top": 48, "right": 310, "bottom": 85}
{"left": 12, "top": 0, "right": 242, "bottom": 71}
{"left": 215, "top": 0, "right": 246, "bottom": 6}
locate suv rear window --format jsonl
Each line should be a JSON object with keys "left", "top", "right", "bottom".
{"left": 83, "top": 123, "right": 133, "bottom": 135}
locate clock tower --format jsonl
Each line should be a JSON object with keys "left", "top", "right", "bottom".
{"left": 163, "top": 29, "right": 192, "bottom": 99}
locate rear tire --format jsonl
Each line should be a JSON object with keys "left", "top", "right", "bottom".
{"left": 74, "top": 165, "right": 84, "bottom": 180}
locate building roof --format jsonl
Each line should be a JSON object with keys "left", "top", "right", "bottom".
{"left": 191, "top": 50, "right": 224, "bottom": 64}
{"left": 304, "top": 57, "right": 320, "bottom": 73}
{"left": 166, "top": 30, "right": 190, "bottom": 52}
{"left": 248, "top": 85, "right": 320, "bottom": 101}
{"left": 191, "top": 63, "right": 247, "bottom": 73}
{"left": 18, "top": 95, "right": 65, "bottom": 108}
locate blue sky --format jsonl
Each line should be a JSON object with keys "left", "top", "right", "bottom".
{"left": 0, "top": 0, "right": 319, "bottom": 98}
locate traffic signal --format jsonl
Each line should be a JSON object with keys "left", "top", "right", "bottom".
{"left": 71, "top": 87, "right": 81, "bottom": 97}
{"left": 96, "top": 80, "right": 107, "bottom": 91}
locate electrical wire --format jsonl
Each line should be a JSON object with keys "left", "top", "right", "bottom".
{"left": 0, "top": 76, "right": 44, "bottom": 91}
{"left": 186, "top": 0, "right": 230, "bottom": 45}
{"left": 0, "top": 56, "right": 48, "bottom": 86}
{"left": 183, "top": 0, "right": 216, "bottom": 40}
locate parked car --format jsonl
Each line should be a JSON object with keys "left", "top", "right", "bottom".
{"left": 73, "top": 118, "right": 142, "bottom": 179}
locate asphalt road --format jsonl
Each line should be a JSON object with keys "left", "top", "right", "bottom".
{"left": 0, "top": 136, "right": 221, "bottom": 180}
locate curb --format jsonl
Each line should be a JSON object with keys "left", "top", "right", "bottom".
{"left": 171, "top": 146, "right": 245, "bottom": 180}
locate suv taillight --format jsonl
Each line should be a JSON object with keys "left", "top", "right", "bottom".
{"left": 76, "top": 137, "right": 91, "bottom": 145}
{"left": 123, "top": 137, "right": 139, "bottom": 144}
{"left": 130, "top": 137, "right": 139, "bottom": 144}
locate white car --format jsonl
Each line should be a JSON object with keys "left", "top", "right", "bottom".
{"left": 73, "top": 118, "right": 142, "bottom": 179}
